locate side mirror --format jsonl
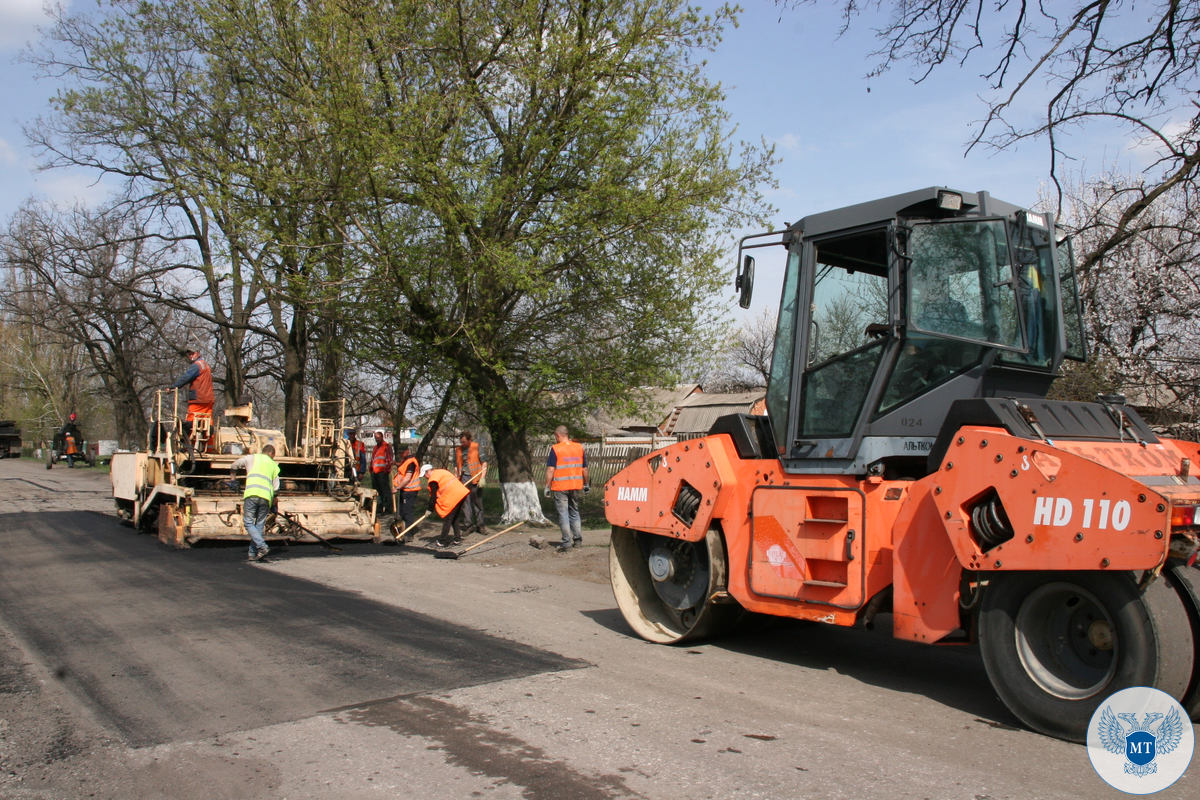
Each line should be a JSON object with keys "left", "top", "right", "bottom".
{"left": 736, "top": 254, "right": 755, "bottom": 309}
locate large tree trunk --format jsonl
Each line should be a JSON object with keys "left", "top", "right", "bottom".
{"left": 220, "top": 332, "right": 246, "bottom": 407}
{"left": 104, "top": 362, "right": 147, "bottom": 449}
{"left": 483, "top": 408, "right": 549, "bottom": 525}
{"left": 498, "top": 481, "right": 549, "bottom": 526}
{"left": 282, "top": 310, "right": 307, "bottom": 450}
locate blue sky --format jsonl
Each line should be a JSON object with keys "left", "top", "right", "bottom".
{"left": 0, "top": 1, "right": 1153, "bottom": 321}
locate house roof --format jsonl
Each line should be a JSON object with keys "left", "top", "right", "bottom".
{"left": 584, "top": 384, "right": 703, "bottom": 436}
{"left": 669, "top": 390, "right": 766, "bottom": 434}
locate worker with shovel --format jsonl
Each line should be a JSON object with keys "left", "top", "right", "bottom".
{"left": 420, "top": 464, "right": 470, "bottom": 548}
{"left": 392, "top": 445, "right": 421, "bottom": 532}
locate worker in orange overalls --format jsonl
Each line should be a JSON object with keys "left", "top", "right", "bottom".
{"left": 454, "top": 430, "right": 488, "bottom": 533}
{"left": 171, "top": 347, "right": 214, "bottom": 455}
{"left": 420, "top": 464, "right": 470, "bottom": 547}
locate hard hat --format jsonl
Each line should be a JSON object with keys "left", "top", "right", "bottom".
{"left": 419, "top": 464, "right": 433, "bottom": 478}
{"left": 69, "top": 412, "right": 77, "bottom": 421}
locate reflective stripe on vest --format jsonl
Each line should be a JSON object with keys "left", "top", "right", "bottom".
{"left": 455, "top": 442, "right": 482, "bottom": 478}
{"left": 371, "top": 442, "right": 392, "bottom": 473}
{"left": 243, "top": 453, "right": 279, "bottom": 501}
{"left": 394, "top": 457, "right": 421, "bottom": 492}
{"left": 550, "top": 441, "right": 585, "bottom": 490}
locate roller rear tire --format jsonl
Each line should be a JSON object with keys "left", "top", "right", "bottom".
{"left": 978, "top": 571, "right": 1194, "bottom": 741}
{"left": 1166, "top": 563, "right": 1200, "bottom": 720}
{"left": 610, "top": 527, "right": 742, "bottom": 644}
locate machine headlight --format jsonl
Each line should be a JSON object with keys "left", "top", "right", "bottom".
{"left": 936, "top": 190, "right": 963, "bottom": 211}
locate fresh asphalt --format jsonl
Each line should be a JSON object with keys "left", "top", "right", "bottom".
{"left": 0, "top": 507, "right": 582, "bottom": 748}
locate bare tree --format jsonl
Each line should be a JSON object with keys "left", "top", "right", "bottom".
{"left": 730, "top": 308, "right": 776, "bottom": 387}
{"left": 785, "top": 1, "right": 1200, "bottom": 274}
{"left": 704, "top": 308, "right": 775, "bottom": 391}
{"left": 0, "top": 202, "right": 183, "bottom": 446}
{"left": 29, "top": 1, "right": 347, "bottom": 441}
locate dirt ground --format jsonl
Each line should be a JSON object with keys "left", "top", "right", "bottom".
{"left": 398, "top": 519, "right": 613, "bottom": 585}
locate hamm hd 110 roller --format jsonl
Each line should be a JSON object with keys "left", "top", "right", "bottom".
{"left": 604, "top": 187, "right": 1200, "bottom": 742}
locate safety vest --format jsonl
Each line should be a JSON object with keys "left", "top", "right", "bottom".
{"left": 455, "top": 441, "right": 483, "bottom": 480}
{"left": 393, "top": 457, "right": 421, "bottom": 492}
{"left": 189, "top": 358, "right": 215, "bottom": 406}
{"left": 243, "top": 453, "right": 280, "bottom": 502}
{"left": 64, "top": 433, "right": 78, "bottom": 455}
{"left": 427, "top": 468, "right": 469, "bottom": 518}
{"left": 371, "top": 441, "right": 392, "bottom": 473}
{"left": 1025, "top": 264, "right": 1042, "bottom": 292}
{"left": 550, "top": 440, "right": 585, "bottom": 491}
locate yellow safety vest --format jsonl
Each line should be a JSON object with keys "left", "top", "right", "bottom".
{"left": 243, "top": 453, "right": 280, "bottom": 502}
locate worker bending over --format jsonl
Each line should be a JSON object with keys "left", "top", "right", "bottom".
{"left": 421, "top": 464, "right": 470, "bottom": 548}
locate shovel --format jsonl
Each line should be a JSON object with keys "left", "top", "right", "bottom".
{"left": 277, "top": 510, "right": 343, "bottom": 553}
{"left": 390, "top": 511, "right": 431, "bottom": 545}
{"left": 434, "top": 521, "right": 524, "bottom": 560}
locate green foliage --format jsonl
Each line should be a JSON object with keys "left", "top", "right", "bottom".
{"left": 317, "top": 0, "right": 775, "bottom": 477}
{"left": 34, "top": 0, "right": 774, "bottom": 488}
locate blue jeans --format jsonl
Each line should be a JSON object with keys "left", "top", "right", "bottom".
{"left": 552, "top": 490, "right": 582, "bottom": 547}
{"left": 243, "top": 495, "right": 271, "bottom": 555}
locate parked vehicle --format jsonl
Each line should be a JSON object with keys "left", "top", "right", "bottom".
{"left": 0, "top": 420, "right": 21, "bottom": 459}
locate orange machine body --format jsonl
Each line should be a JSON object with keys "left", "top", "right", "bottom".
{"left": 605, "top": 427, "right": 1200, "bottom": 644}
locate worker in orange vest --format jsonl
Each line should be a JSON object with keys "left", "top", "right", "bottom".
{"left": 455, "top": 430, "right": 488, "bottom": 533}
{"left": 392, "top": 445, "right": 421, "bottom": 531}
{"left": 351, "top": 430, "right": 367, "bottom": 480}
{"left": 370, "top": 431, "right": 394, "bottom": 516}
{"left": 420, "top": 464, "right": 470, "bottom": 547}
{"left": 545, "top": 425, "right": 589, "bottom": 553}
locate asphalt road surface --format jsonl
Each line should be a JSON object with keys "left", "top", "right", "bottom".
{"left": 1, "top": 459, "right": 1196, "bottom": 799}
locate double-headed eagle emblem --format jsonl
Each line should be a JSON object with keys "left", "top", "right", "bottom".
{"left": 1096, "top": 705, "right": 1186, "bottom": 777}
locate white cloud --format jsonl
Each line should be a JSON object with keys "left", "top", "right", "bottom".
{"left": 773, "top": 133, "right": 802, "bottom": 152}
{"left": 0, "top": 135, "right": 17, "bottom": 166}
{"left": 1122, "top": 115, "right": 1191, "bottom": 170}
{"left": 0, "top": 0, "right": 53, "bottom": 51}
{"left": 33, "top": 169, "right": 117, "bottom": 209}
